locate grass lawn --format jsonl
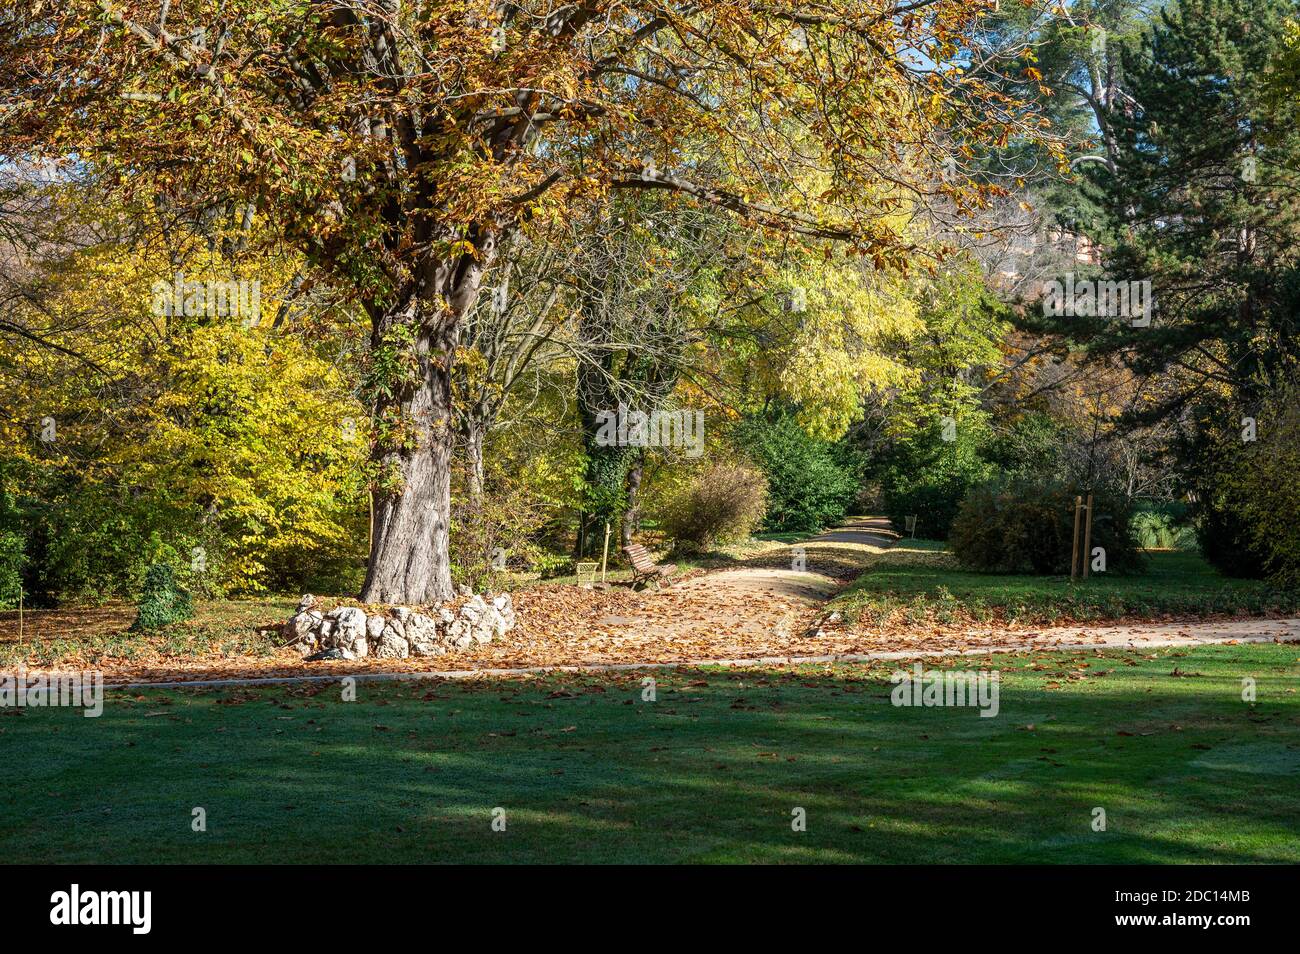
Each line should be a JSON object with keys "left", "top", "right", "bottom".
{"left": 3, "top": 643, "right": 1298, "bottom": 863}
{"left": 833, "top": 540, "right": 1300, "bottom": 627}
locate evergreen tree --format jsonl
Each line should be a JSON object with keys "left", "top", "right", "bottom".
{"left": 1078, "top": 0, "right": 1300, "bottom": 573}
{"left": 1087, "top": 0, "right": 1300, "bottom": 399}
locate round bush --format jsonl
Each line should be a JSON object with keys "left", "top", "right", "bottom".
{"left": 131, "top": 563, "right": 194, "bottom": 631}
{"left": 660, "top": 461, "right": 768, "bottom": 550}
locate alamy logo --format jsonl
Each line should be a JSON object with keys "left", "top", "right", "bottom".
{"left": 890, "top": 663, "right": 1000, "bottom": 718}
{"left": 1, "top": 669, "right": 103, "bottom": 717}
{"left": 593, "top": 403, "right": 704, "bottom": 458}
{"left": 1042, "top": 274, "right": 1152, "bottom": 327}
{"left": 50, "top": 884, "right": 151, "bottom": 934}
{"left": 151, "top": 272, "right": 262, "bottom": 320}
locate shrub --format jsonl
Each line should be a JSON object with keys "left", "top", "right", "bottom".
{"left": 0, "top": 530, "right": 24, "bottom": 610}
{"left": 130, "top": 563, "right": 194, "bottom": 631}
{"left": 1195, "top": 503, "right": 1267, "bottom": 578}
{"left": 877, "top": 418, "right": 994, "bottom": 540}
{"left": 1208, "top": 377, "right": 1300, "bottom": 583}
{"left": 733, "top": 414, "right": 858, "bottom": 532}
{"left": 950, "top": 479, "right": 1142, "bottom": 575}
{"left": 660, "top": 461, "right": 768, "bottom": 549}
{"left": 1131, "top": 502, "right": 1196, "bottom": 550}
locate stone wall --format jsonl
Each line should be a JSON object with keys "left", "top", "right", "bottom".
{"left": 282, "top": 592, "right": 517, "bottom": 660}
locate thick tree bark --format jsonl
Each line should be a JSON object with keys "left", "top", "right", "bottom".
{"left": 621, "top": 452, "right": 644, "bottom": 549}
{"left": 360, "top": 247, "right": 492, "bottom": 605}
{"left": 464, "top": 419, "right": 486, "bottom": 504}
{"left": 360, "top": 320, "right": 458, "bottom": 604}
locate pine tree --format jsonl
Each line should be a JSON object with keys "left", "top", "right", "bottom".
{"left": 1078, "top": 0, "right": 1300, "bottom": 574}
{"left": 1088, "top": 0, "right": 1300, "bottom": 394}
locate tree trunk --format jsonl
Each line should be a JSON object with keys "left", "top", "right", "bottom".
{"left": 621, "top": 452, "right": 644, "bottom": 549}
{"left": 360, "top": 323, "right": 458, "bottom": 605}
{"left": 360, "top": 248, "right": 491, "bottom": 605}
{"left": 465, "top": 419, "right": 486, "bottom": 504}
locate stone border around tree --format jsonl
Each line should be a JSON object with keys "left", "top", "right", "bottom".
{"left": 280, "top": 590, "right": 517, "bottom": 661}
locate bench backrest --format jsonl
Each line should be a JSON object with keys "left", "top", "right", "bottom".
{"left": 624, "top": 544, "right": 656, "bottom": 571}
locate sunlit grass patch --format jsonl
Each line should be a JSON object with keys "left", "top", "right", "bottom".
{"left": 1, "top": 643, "right": 1297, "bottom": 863}
{"left": 834, "top": 544, "right": 1299, "bottom": 626}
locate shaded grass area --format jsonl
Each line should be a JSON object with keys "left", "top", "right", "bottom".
{"left": 2, "top": 643, "right": 1297, "bottom": 863}
{"left": 833, "top": 541, "right": 1300, "bottom": 627}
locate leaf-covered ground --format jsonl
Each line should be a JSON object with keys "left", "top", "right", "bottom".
{"left": 2, "top": 521, "right": 1297, "bottom": 683}
{"left": 0, "top": 525, "right": 888, "bottom": 680}
{"left": 2, "top": 643, "right": 1297, "bottom": 863}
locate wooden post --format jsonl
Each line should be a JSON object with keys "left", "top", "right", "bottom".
{"left": 1071, "top": 495, "right": 1083, "bottom": 582}
{"left": 600, "top": 521, "right": 611, "bottom": 583}
{"left": 1082, "top": 493, "right": 1095, "bottom": 580}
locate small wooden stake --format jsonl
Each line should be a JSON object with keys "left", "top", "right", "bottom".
{"left": 1082, "top": 493, "right": 1095, "bottom": 580}
{"left": 1071, "top": 495, "right": 1083, "bottom": 582}
{"left": 601, "top": 521, "right": 611, "bottom": 583}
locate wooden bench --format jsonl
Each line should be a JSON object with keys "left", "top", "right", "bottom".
{"left": 624, "top": 544, "right": 677, "bottom": 587}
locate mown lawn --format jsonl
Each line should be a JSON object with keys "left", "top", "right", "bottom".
{"left": 2, "top": 643, "right": 1298, "bottom": 863}
{"left": 833, "top": 541, "right": 1300, "bottom": 626}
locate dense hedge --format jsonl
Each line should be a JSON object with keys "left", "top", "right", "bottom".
{"left": 733, "top": 414, "right": 859, "bottom": 533}
{"left": 877, "top": 419, "right": 994, "bottom": 540}
{"left": 950, "top": 479, "right": 1142, "bottom": 575}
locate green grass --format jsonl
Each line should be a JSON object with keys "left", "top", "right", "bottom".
{"left": 833, "top": 541, "right": 1300, "bottom": 626}
{"left": 752, "top": 529, "right": 820, "bottom": 544}
{"left": 3, "top": 643, "right": 1298, "bottom": 863}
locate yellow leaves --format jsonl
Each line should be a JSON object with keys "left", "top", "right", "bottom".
{"left": 770, "top": 256, "right": 924, "bottom": 440}
{"left": 1, "top": 225, "right": 366, "bottom": 594}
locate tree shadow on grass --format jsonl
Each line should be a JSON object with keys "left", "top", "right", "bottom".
{"left": 1, "top": 658, "right": 1296, "bottom": 863}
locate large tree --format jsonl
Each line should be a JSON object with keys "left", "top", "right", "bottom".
{"left": 1080, "top": 0, "right": 1300, "bottom": 427}
{"left": 1, "top": 0, "right": 1047, "bottom": 603}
